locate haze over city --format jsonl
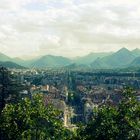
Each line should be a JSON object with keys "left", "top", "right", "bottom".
{"left": 0, "top": 0, "right": 140, "bottom": 58}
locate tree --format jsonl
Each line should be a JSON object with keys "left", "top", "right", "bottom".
{"left": 68, "top": 90, "right": 81, "bottom": 106}
{"left": 75, "top": 88, "right": 140, "bottom": 140}
{"left": 0, "top": 67, "right": 10, "bottom": 112}
{"left": 116, "top": 88, "right": 140, "bottom": 140}
{"left": 0, "top": 67, "right": 28, "bottom": 113}
{"left": 0, "top": 94, "right": 72, "bottom": 140}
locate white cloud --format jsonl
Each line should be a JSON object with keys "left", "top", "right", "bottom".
{"left": 0, "top": 0, "right": 140, "bottom": 58}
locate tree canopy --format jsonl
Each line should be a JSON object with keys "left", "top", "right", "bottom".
{"left": 0, "top": 94, "right": 72, "bottom": 140}
{"left": 75, "top": 88, "right": 140, "bottom": 140}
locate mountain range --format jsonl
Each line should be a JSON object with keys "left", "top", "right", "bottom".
{"left": 74, "top": 52, "right": 113, "bottom": 65}
{"left": 91, "top": 48, "right": 136, "bottom": 69}
{"left": 30, "top": 55, "right": 72, "bottom": 68}
{"left": 1, "top": 48, "right": 140, "bottom": 69}
{"left": 0, "top": 61, "right": 25, "bottom": 69}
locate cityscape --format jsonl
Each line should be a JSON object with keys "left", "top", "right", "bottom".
{"left": 6, "top": 67, "right": 140, "bottom": 127}
{"left": 0, "top": 0, "right": 140, "bottom": 140}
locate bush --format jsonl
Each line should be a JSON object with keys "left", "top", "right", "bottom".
{"left": 75, "top": 88, "right": 140, "bottom": 140}
{"left": 0, "top": 94, "right": 72, "bottom": 140}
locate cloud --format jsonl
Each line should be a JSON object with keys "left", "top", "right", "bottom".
{"left": 0, "top": 0, "right": 140, "bottom": 57}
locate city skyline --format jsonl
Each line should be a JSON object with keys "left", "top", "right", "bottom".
{"left": 0, "top": 0, "right": 140, "bottom": 58}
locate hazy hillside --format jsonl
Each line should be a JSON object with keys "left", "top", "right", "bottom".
{"left": 0, "top": 52, "right": 11, "bottom": 62}
{"left": 1, "top": 48, "right": 140, "bottom": 69}
{"left": 131, "top": 48, "right": 140, "bottom": 57}
{"left": 0, "top": 53, "right": 26, "bottom": 68}
{"left": 31, "top": 55, "right": 72, "bottom": 68}
{"left": 130, "top": 57, "right": 140, "bottom": 67}
{"left": 91, "top": 58, "right": 109, "bottom": 69}
{"left": 91, "top": 48, "right": 136, "bottom": 69}
{"left": 0, "top": 61, "right": 25, "bottom": 69}
{"left": 12, "top": 57, "right": 40, "bottom": 67}
{"left": 74, "top": 52, "right": 112, "bottom": 65}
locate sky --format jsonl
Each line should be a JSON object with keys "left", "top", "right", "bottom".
{"left": 0, "top": 0, "right": 140, "bottom": 58}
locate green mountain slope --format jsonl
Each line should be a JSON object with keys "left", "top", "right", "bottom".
{"left": 131, "top": 48, "right": 140, "bottom": 57}
{"left": 0, "top": 52, "right": 11, "bottom": 62}
{"left": 91, "top": 48, "right": 136, "bottom": 69}
{"left": 31, "top": 55, "right": 72, "bottom": 68}
{"left": 12, "top": 57, "right": 38, "bottom": 67}
{"left": 129, "top": 57, "right": 140, "bottom": 67}
{"left": 74, "top": 52, "right": 112, "bottom": 65}
{"left": 0, "top": 61, "right": 25, "bottom": 69}
{"left": 1, "top": 48, "right": 140, "bottom": 69}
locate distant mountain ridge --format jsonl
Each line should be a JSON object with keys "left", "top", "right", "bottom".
{"left": 130, "top": 57, "right": 140, "bottom": 67}
{"left": 91, "top": 48, "right": 136, "bottom": 69}
{"left": 131, "top": 48, "right": 140, "bottom": 57}
{"left": 74, "top": 52, "right": 112, "bottom": 65}
{"left": 0, "top": 61, "right": 25, "bottom": 69}
{"left": 0, "top": 52, "right": 11, "bottom": 62}
{"left": 30, "top": 55, "right": 72, "bottom": 68}
{"left": 1, "top": 48, "right": 140, "bottom": 69}
{"left": 0, "top": 53, "right": 26, "bottom": 69}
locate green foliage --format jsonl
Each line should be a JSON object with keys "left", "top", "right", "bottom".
{"left": 0, "top": 67, "right": 26, "bottom": 112}
{"left": 68, "top": 91, "right": 80, "bottom": 106}
{"left": 75, "top": 88, "right": 140, "bottom": 140}
{"left": 0, "top": 94, "right": 72, "bottom": 140}
{"left": 116, "top": 88, "right": 140, "bottom": 139}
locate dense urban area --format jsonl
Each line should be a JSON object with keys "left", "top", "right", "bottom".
{"left": 13, "top": 69, "right": 140, "bottom": 121}
{"left": 0, "top": 67, "right": 140, "bottom": 139}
